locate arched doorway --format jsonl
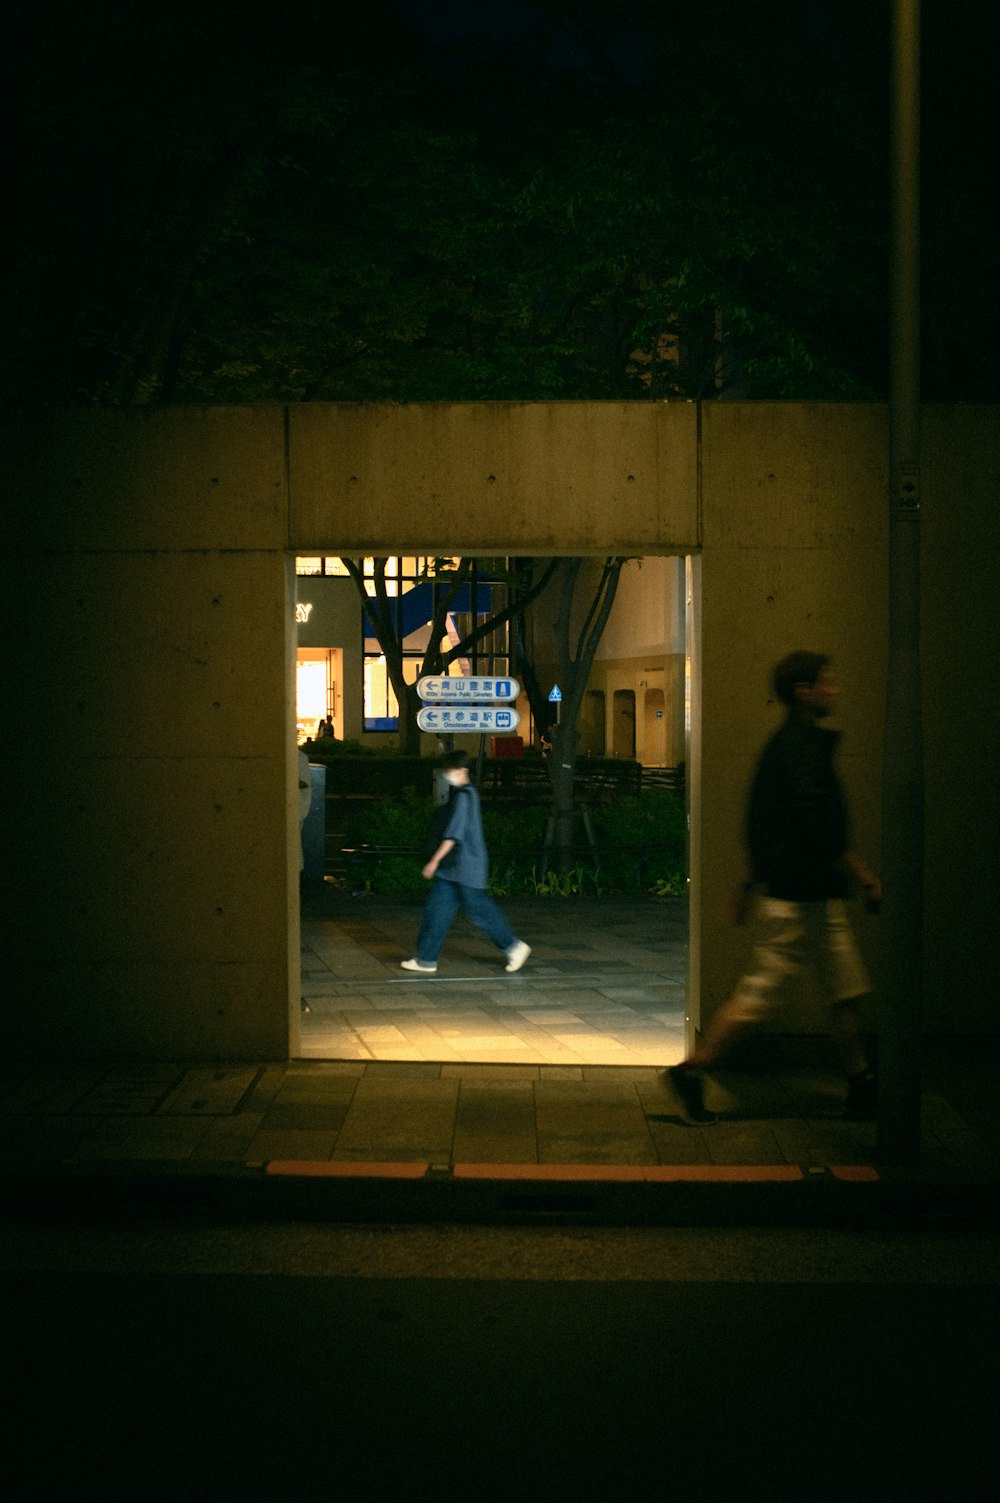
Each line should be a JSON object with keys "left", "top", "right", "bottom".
{"left": 612, "top": 688, "right": 636, "bottom": 759}
{"left": 581, "top": 689, "right": 606, "bottom": 755}
{"left": 644, "top": 686, "right": 666, "bottom": 766}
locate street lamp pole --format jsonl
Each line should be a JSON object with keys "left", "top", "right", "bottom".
{"left": 879, "top": 0, "right": 923, "bottom": 1163}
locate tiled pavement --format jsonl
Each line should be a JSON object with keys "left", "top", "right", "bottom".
{"left": 299, "top": 892, "right": 688, "bottom": 1065}
{"left": 0, "top": 1053, "right": 990, "bottom": 1178}
{"left": 0, "top": 892, "right": 997, "bottom": 1219}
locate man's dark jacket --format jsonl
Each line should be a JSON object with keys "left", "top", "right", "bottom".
{"left": 746, "top": 711, "right": 850, "bottom": 900}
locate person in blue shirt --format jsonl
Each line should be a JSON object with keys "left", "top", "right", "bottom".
{"left": 401, "top": 750, "right": 531, "bottom": 974}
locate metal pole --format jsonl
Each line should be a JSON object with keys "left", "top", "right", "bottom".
{"left": 879, "top": 0, "right": 923, "bottom": 1163}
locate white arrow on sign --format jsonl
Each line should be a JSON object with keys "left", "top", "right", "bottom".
{"left": 417, "top": 706, "right": 521, "bottom": 733}
{"left": 417, "top": 676, "right": 521, "bottom": 703}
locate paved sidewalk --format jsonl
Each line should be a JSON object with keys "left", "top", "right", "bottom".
{"left": 1, "top": 891, "right": 997, "bottom": 1223}
{"left": 299, "top": 891, "right": 687, "bottom": 1064}
{"left": 1, "top": 1050, "right": 997, "bottom": 1225}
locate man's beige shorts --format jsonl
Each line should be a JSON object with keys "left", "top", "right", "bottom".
{"left": 728, "top": 898, "right": 871, "bottom": 1023}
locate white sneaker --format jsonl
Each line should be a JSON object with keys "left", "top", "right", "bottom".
{"left": 505, "top": 940, "right": 531, "bottom": 973}
{"left": 400, "top": 958, "right": 437, "bottom": 973}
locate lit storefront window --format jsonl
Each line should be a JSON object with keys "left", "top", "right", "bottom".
{"left": 360, "top": 558, "right": 506, "bottom": 732}
{"left": 297, "top": 556, "right": 508, "bottom": 735}
{"left": 295, "top": 557, "right": 353, "bottom": 577}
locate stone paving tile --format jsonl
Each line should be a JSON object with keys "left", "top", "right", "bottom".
{"left": 357, "top": 997, "right": 430, "bottom": 1011}
{"left": 536, "top": 1128, "right": 657, "bottom": 1165}
{"left": 769, "top": 1116, "right": 841, "bottom": 1167}
{"left": 702, "top": 1121, "right": 790, "bottom": 1166}
{"left": 244, "top": 1128, "right": 339, "bottom": 1163}
{"left": 298, "top": 1038, "right": 373, "bottom": 1060}
{"left": 645, "top": 1117, "right": 718, "bottom": 1164}
{"left": 533, "top": 1080, "right": 658, "bottom": 1164}
{"left": 189, "top": 1114, "right": 266, "bottom": 1162}
{"left": 259, "top": 1102, "right": 354, "bottom": 1132}
{"left": 534, "top": 1046, "right": 595, "bottom": 1065}
{"left": 353, "top": 1026, "right": 413, "bottom": 1047}
{"left": 452, "top": 1081, "right": 538, "bottom": 1163}
{"left": 156, "top": 1067, "right": 259, "bottom": 1116}
{"left": 516, "top": 1010, "right": 588, "bottom": 1025}
{"left": 585, "top": 1065, "right": 661, "bottom": 1082}
{"left": 452, "top": 1049, "right": 551, "bottom": 1066}
{"left": 372, "top": 1047, "right": 434, "bottom": 1060}
{"left": 798, "top": 1129, "right": 877, "bottom": 1167}
{"left": 393, "top": 1028, "right": 467, "bottom": 1060}
{"left": 440, "top": 1064, "right": 541, "bottom": 1080}
{"left": 333, "top": 1075, "right": 460, "bottom": 1159}
{"left": 275, "top": 1068, "right": 365, "bottom": 1102}
{"left": 362, "top": 1061, "right": 444, "bottom": 1077}
{"left": 239, "top": 1065, "right": 290, "bottom": 1113}
{"left": 70, "top": 1066, "right": 185, "bottom": 1115}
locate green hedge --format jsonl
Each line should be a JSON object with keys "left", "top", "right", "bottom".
{"left": 310, "top": 752, "right": 436, "bottom": 798}
{"left": 306, "top": 746, "right": 643, "bottom": 802}
{"left": 339, "top": 788, "right": 686, "bottom": 897}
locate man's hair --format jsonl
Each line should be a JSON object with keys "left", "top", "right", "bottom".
{"left": 772, "top": 651, "right": 830, "bottom": 706}
{"left": 441, "top": 750, "right": 471, "bottom": 771}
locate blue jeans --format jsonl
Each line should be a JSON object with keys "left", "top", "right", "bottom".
{"left": 416, "top": 878, "right": 517, "bottom": 963}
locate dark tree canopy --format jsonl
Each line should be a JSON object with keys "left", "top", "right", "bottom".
{"left": 4, "top": 0, "right": 997, "bottom": 406}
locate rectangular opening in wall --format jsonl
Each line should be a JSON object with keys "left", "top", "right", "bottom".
{"left": 295, "top": 553, "right": 693, "bottom": 1068}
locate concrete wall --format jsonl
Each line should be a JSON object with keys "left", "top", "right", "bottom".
{"left": 287, "top": 402, "right": 700, "bottom": 553}
{"left": 2, "top": 408, "right": 299, "bottom": 1059}
{"left": 694, "top": 404, "right": 889, "bottom": 1038}
{"left": 2, "top": 400, "right": 997, "bottom": 1061}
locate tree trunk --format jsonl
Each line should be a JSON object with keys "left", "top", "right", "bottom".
{"left": 547, "top": 718, "right": 579, "bottom": 870}
{"left": 544, "top": 556, "right": 627, "bottom": 869}
{"left": 397, "top": 683, "right": 423, "bottom": 757}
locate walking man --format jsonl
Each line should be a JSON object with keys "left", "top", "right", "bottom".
{"left": 401, "top": 750, "right": 531, "bottom": 975}
{"left": 667, "top": 651, "right": 880, "bottom": 1123}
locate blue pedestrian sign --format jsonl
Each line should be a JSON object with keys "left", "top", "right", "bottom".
{"left": 417, "top": 706, "right": 521, "bottom": 733}
{"left": 548, "top": 685, "right": 562, "bottom": 703}
{"left": 418, "top": 675, "right": 520, "bottom": 703}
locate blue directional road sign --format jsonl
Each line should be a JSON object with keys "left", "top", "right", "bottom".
{"left": 418, "top": 676, "right": 520, "bottom": 702}
{"left": 417, "top": 706, "right": 521, "bottom": 733}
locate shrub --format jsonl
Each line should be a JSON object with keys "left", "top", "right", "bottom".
{"left": 338, "top": 785, "right": 686, "bottom": 896}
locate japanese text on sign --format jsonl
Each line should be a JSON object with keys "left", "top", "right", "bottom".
{"left": 417, "top": 676, "right": 521, "bottom": 703}
{"left": 417, "top": 706, "right": 521, "bottom": 733}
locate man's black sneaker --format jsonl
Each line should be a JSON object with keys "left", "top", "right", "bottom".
{"left": 843, "top": 1068, "right": 878, "bottom": 1120}
{"left": 665, "top": 1065, "right": 718, "bottom": 1124}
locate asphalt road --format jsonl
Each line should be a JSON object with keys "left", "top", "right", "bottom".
{"left": 4, "top": 1215, "right": 998, "bottom": 1497}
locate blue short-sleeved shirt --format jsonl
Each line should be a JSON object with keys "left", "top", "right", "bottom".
{"left": 438, "top": 784, "right": 489, "bottom": 889}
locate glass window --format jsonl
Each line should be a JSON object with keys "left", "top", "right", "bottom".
{"left": 357, "top": 557, "right": 509, "bottom": 732}
{"left": 295, "top": 557, "right": 353, "bottom": 577}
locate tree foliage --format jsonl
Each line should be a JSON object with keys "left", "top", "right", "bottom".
{"left": 5, "top": 2, "right": 996, "bottom": 406}
{"left": 0, "top": 2, "right": 878, "bottom": 405}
